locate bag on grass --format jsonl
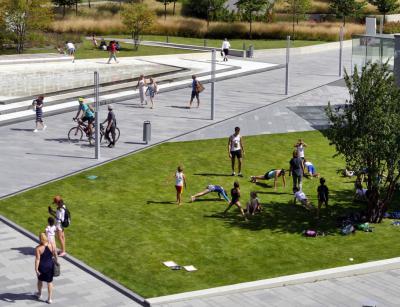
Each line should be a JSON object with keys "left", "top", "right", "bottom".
{"left": 357, "top": 223, "right": 372, "bottom": 232}
{"left": 303, "top": 230, "right": 317, "bottom": 237}
{"left": 62, "top": 206, "right": 71, "bottom": 228}
{"left": 341, "top": 224, "right": 355, "bottom": 235}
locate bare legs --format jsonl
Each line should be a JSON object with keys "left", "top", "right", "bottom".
{"left": 223, "top": 201, "right": 245, "bottom": 218}
{"left": 231, "top": 157, "right": 242, "bottom": 175}
{"left": 37, "top": 281, "right": 53, "bottom": 302}
{"left": 56, "top": 230, "right": 66, "bottom": 256}
{"left": 191, "top": 189, "right": 211, "bottom": 202}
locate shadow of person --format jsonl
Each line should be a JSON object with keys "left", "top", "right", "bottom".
{"left": 0, "top": 292, "right": 37, "bottom": 303}
{"left": 11, "top": 246, "right": 35, "bottom": 256}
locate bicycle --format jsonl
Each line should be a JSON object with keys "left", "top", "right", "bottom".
{"left": 100, "top": 123, "right": 120, "bottom": 144}
{"left": 68, "top": 118, "right": 94, "bottom": 145}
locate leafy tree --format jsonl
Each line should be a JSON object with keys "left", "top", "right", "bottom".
{"left": 330, "top": 0, "right": 366, "bottom": 25}
{"left": 182, "top": 0, "right": 226, "bottom": 20}
{"left": 369, "top": 0, "right": 399, "bottom": 24}
{"left": 0, "top": 0, "right": 53, "bottom": 53}
{"left": 156, "top": 0, "right": 172, "bottom": 20}
{"left": 52, "top": 0, "right": 75, "bottom": 17}
{"left": 236, "top": 0, "right": 270, "bottom": 38}
{"left": 121, "top": 3, "right": 155, "bottom": 50}
{"left": 326, "top": 62, "right": 400, "bottom": 223}
{"left": 285, "top": 0, "right": 311, "bottom": 38}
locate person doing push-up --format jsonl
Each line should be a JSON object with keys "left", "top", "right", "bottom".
{"left": 191, "top": 184, "right": 229, "bottom": 202}
{"left": 250, "top": 169, "right": 286, "bottom": 190}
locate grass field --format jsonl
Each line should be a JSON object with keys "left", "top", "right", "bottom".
{"left": 1, "top": 130, "right": 399, "bottom": 298}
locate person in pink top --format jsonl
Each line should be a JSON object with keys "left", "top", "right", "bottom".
{"left": 107, "top": 41, "right": 119, "bottom": 64}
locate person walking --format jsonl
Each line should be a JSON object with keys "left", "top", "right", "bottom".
{"left": 289, "top": 150, "right": 304, "bottom": 191}
{"left": 48, "top": 196, "right": 67, "bottom": 257}
{"left": 137, "top": 74, "right": 147, "bottom": 106}
{"left": 228, "top": 127, "right": 244, "bottom": 177}
{"left": 32, "top": 96, "right": 47, "bottom": 133}
{"left": 107, "top": 40, "right": 119, "bottom": 64}
{"left": 35, "top": 232, "right": 57, "bottom": 304}
{"left": 65, "top": 41, "right": 76, "bottom": 63}
{"left": 102, "top": 104, "right": 117, "bottom": 148}
{"left": 188, "top": 75, "right": 202, "bottom": 108}
{"left": 145, "top": 77, "right": 158, "bottom": 109}
{"left": 221, "top": 38, "right": 231, "bottom": 62}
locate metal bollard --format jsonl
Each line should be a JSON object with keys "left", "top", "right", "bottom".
{"left": 243, "top": 42, "right": 246, "bottom": 51}
{"left": 166, "top": 36, "right": 169, "bottom": 43}
{"left": 204, "top": 39, "right": 207, "bottom": 47}
{"left": 143, "top": 121, "right": 151, "bottom": 144}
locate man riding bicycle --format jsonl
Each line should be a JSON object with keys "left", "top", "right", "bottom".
{"left": 74, "top": 98, "right": 95, "bottom": 136}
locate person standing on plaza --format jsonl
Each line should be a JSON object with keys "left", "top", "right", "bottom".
{"left": 65, "top": 41, "right": 76, "bottom": 63}
{"left": 188, "top": 75, "right": 202, "bottom": 108}
{"left": 221, "top": 38, "right": 231, "bottom": 62}
{"left": 48, "top": 196, "right": 67, "bottom": 257}
{"left": 174, "top": 166, "right": 187, "bottom": 205}
{"left": 102, "top": 104, "right": 117, "bottom": 148}
{"left": 107, "top": 40, "right": 119, "bottom": 64}
{"left": 228, "top": 127, "right": 244, "bottom": 177}
{"left": 137, "top": 74, "right": 147, "bottom": 105}
{"left": 294, "top": 139, "right": 307, "bottom": 160}
{"left": 145, "top": 77, "right": 158, "bottom": 109}
{"left": 32, "top": 96, "right": 47, "bottom": 133}
{"left": 289, "top": 150, "right": 304, "bottom": 191}
{"left": 35, "top": 232, "right": 57, "bottom": 304}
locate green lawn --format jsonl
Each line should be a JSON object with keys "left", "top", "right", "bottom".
{"left": 1, "top": 131, "right": 399, "bottom": 298}
{"left": 115, "top": 35, "right": 327, "bottom": 50}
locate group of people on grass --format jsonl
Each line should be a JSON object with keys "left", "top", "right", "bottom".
{"left": 174, "top": 130, "right": 330, "bottom": 220}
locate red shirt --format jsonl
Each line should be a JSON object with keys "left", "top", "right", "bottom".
{"left": 110, "top": 43, "right": 117, "bottom": 52}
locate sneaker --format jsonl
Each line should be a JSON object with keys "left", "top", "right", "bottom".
{"left": 33, "top": 129, "right": 38, "bottom": 133}
{"left": 46, "top": 299, "right": 52, "bottom": 304}
{"left": 238, "top": 173, "right": 243, "bottom": 177}
{"left": 190, "top": 196, "right": 195, "bottom": 202}
{"left": 231, "top": 172, "right": 236, "bottom": 176}
{"left": 35, "top": 292, "right": 42, "bottom": 300}
{"left": 43, "top": 125, "right": 47, "bottom": 130}
{"left": 250, "top": 176, "right": 256, "bottom": 183}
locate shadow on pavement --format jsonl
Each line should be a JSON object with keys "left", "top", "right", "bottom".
{"left": 44, "top": 138, "right": 74, "bottom": 144}
{"left": 0, "top": 292, "right": 37, "bottom": 303}
{"left": 26, "top": 152, "right": 93, "bottom": 160}
{"left": 11, "top": 246, "right": 35, "bottom": 256}
{"left": 10, "top": 128, "right": 34, "bottom": 132}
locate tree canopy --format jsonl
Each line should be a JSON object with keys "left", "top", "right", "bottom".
{"left": 369, "top": 0, "right": 400, "bottom": 22}
{"left": 236, "top": 0, "right": 270, "bottom": 38}
{"left": 330, "top": 0, "right": 366, "bottom": 25}
{"left": 326, "top": 62, "right": 400, "bottom": 222}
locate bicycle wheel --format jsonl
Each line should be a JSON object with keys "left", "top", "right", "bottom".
{"left": 115, "top": 128, "right": 120, "bottom": 143}
{"left": 68, "top": 127, "right": 83, "bottom": 143}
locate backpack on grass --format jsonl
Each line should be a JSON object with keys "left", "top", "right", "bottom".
{"left": 341, "top": 224, "right": 355, "bottom": 235}
{"left": 62, "top": 206, "right": 71, "bottom": 228}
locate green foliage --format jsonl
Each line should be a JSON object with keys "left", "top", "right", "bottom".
{"left": 285, "top": 0, "right": 312, "bottom": 38}
{"left": 236, "top": 0, "right": 271, "bottom": 38}
{"left": 326, "top": 63, "right": 400, "bottom": 222}
{"left": 369, "top": 0, "right": 399, "bottom": 20}
{"left": 330, "top": 0, "right": 367, "bottom": 25}
{"left": 156, "top": 0, "right": 173, "bottom": 20}
{"left": 0, "top": 0, "right": 53, "bottom": 53}
{"left": 121, "top": 3, "right": 156, "bottom": 50}
{"left": 181, "top": 0, "right": 227, "bottom": 20}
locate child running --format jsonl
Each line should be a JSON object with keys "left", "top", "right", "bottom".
{"left": 246, "top": 191, "right": 261, "bottom": 216}
{"left": 45, "top": 217, "right": 57, "bottom": 250}
{"left": 250, "top": 169, "right": 286, "bottom": 190}
{"left": 317, "top": 177, "right": 329, "bottom": 218}
{"left": 223, "top": 181, "right": 246, "bottom": 218}
{"left": 191, "top": 184, "right": 229, "bottom": 202}
{"left": 174, "top": 166, "right": 186, "bottom": 205}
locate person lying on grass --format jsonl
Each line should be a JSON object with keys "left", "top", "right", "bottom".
{"left": 304, "top": 159, "right": 320, "bottom": 178}
{"left": 245, "top": 191, "right": 262, "bottom": 216}
{"left": 191, "top": 184, "right": 229, "bottom": 202}
{"left": 223, "top": 181, "right": 246, "bottom": 219}
{"left": 250, "top": 169, "right": 286, "bottom": 190}
{"left": 293, "top": 187, "right": 313, "bottom": 210}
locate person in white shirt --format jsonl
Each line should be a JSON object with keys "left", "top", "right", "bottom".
{"left": 294, "top": 139, "right": 307, "bottom": 160}
{"left": 228, "top": 127, "right": 245, "bottom": 177}
{"left": 221, "top": 38, "right": 231, "bottom": 62}
{"left": 136, "top": 74, "right": 147, "bottom": 105}
{"left": 48, "top": 196, "right": 66, "bottom": 257}
{"left": 293, "top": 187, "right": 312, "bottom": 210}
{"left": 304, "top": 159, "right": 320, "bottom": 178}
{"left": 65, "top": 41, "right": 76, "bottom": 63}
{"left": 45, "top": 217, "right": 57, "bottom": 250}
{"left": 174, "top": 166, "right": 187, "bottom": 205}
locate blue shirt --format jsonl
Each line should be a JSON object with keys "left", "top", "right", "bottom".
{"left": 192, "top": 79, "right": 197, "bottom": 91}
{"left": 81, "top": 104, "right": 94, "bottom": 118}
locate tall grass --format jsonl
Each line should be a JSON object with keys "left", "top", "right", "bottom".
{"left": 50, "top": 16, "right": 364, "bottom": 41}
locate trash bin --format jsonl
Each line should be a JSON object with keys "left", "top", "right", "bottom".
{"left": 143, "top": 121, "right": 151, "bottom": 144}
{"left": 246, "top": 45, "right": 254, "bottom": 58}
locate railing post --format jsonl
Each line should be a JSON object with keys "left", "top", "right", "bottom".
{"left": 211, "top": 49, "right": 216, "bottom": 120}
{"left": 339, "top": 26, "right": 344, "bottom": 77}
{"left": 285, "top": 36, "right": 290, "bottom": 95}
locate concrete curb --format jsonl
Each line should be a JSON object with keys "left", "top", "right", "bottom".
{"left": 146, "top": 257, "right": 400, "bottom": 305}
{"left": 0, "top": 214, "right": 147, "bottom": 306}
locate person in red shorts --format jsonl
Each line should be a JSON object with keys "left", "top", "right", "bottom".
{"left": 174, "top": 166, "right": 187, "bottom": 205}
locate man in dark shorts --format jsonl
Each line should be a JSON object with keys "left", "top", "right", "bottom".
{"left": 228, "top": 127, "right": 245, "bottom": 176}
{"left": 189, "top": 75, "right": 201, "bottom": 108}
{"left": 289, "top": 150, "right": 304, "bottom": 191}
{"left": 102, "top": 104, "right": 117, "bottom": 148}
{"left": 74, "top": 97, "right": 95, "bottom": 136}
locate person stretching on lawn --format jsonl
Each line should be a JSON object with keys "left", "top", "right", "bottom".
{"left": 304, "top": 159, "right": 320, "bottom": 178}
{"left": 293, "top": 187, "right": 313, "bottom": 210}
{"left": 246, "top": 191, "right": 262, "bottom": 216}
{"left": 223, "top": 181, "right": 246, "bottom": 218}
{"left": 191, "top": 184, "right": 229, "bottom": 202}
{"left": 250, "top": 169, "right": 286, "bottom": 190}
{"left": 174, "top": 166, "right": 186, "bottom": 205}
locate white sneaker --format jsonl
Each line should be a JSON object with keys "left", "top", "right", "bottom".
{"left": 43, "top": 125, "right": 47, "bottom": 130}
{"left": 33, "top": 129, "right": 38, "bottom": 133}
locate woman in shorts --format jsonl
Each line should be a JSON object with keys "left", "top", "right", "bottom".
{"left": 223, "top": 181, "right": 246, "bottom": 218}
{"left": 250, "top": 169, "right": 286, "bottom": 190}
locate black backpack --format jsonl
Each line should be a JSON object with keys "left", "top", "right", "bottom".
{"left": 62, "top": 206, "right": 71, "bottom": 228}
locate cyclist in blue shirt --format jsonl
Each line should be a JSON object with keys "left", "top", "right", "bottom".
{"left": 74, "top": 98, "right": 95, "bottom": 136}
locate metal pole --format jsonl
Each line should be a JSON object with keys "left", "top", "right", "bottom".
{"left": 380, "top": 16, "right": 383, "bottom": 35}
{"left": 285, "top": 36, "right": 290, "bottom": 95}
{"left": 204, "top": 39, "right": 207, "bottom": 47}
{"left": 339, "top": 26, "right": 344, "bottom": 77}
{"left": 211, "top": 49, "right": 216, "bottom": 120}
{"left": 94, "top": 71, "right": 100, "bottom": 160}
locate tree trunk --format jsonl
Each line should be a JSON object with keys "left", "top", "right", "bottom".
{"left": 292, "top": 10, "right": 295, "bottom": 40}
{"left": 88, "top": 0, "right": 91, "bottom": 9}
{"left": 63, "top": 5, "right": 66, "bottom": 18}
{"left": 173, "top": 0, "right": 176, "bottom": 16}
{"left": 164, "top": 2, "right": 167, "bottom": 20}
{"left": 75, "top": 1, "right": 78, "bottom": 16}
{"left": 249, "top": 13, "right": 252, "bottom": 39}
{"left": 343, "top": 15, "right": 346, "bottom": 26}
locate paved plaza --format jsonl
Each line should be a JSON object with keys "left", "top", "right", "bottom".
{"left": 1, "top": 45, "right": 400, "bottom": 306}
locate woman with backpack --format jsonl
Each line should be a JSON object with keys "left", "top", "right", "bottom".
{"left": 48, "top": 196, "right": 67, "bottom": 257}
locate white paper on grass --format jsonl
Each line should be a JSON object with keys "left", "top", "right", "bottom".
{"left": 163, "top": 261, "right": 178, "bottom": 267}
{"left": 183, "top": 265, "right": 197, "bottom": 272}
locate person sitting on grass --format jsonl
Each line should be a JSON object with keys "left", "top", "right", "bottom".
{"left": 245, "top": 191, "right": 262, "bottom": 216}
{"left": 304, "top": 159, "right": 320, "bottom": 178}
{"left": 354, "top": 179, "right": 368, "bottom": 201}
{"left": 317, "top": 177, "right": 329, "bottom": 218}
{"left": 223, "top": 181, "right": 246, "bottom": 219}
{"left": 191, "top": 184, "right": 229, "bottom": 203}
{"left": 250, "top": 169, "right": 286, "bottom": 190}
{"left": 293, "top": 187, "right": 313, "bottom": 210}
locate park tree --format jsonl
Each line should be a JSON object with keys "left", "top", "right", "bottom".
{"left": 330, "top": 0, "right": 367, "bottom": 26}
{"left": 156, "top": 0, "right": 173, "bottom": 20}
{"left": 0, "top": 0, "right": 53, "bottom": 53}
{"left": 285, "top": 0, "right": 311, "bottom": 39}
{"left": 369, "top": 0, "right": 399, "bottom": 24}
{"left": 121, "top": 3, "right": 155, "bottom": 50}
{"left": 52, "top": 0, "right": 75, "bottom": 17}
{"left": 236, "top": 0, "right": 270, "bottom": 38}
{"left": 182, "top": 0, "right": 226, "bottom": 20}
{"left": 326, "top": 62, "right": 400, "bottom": 223}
